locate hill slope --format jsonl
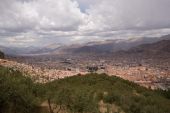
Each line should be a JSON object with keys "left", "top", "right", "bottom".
{"left": 0, "top": 66, "right": 41, "bottom": 113}
{"left": 46, "top": 74, "right": 170, "bottom": 113}
{"left": 1, "top": 66, "right": 170, "bottom": 113}
{"left": 129, "top": 40, "right": 170, "bottom": 53}
{"left": 122, "top": 39, "right": 170, "bottom": 59}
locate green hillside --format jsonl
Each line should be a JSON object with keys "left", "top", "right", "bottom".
{"left": 46, "top": 74, "right": 170, "bottom": 113}
{"left": 0, "top": 66, "right": 43, "bottom": 113}
{"left": 0, "top": 66, "right": 170, "bottom": 113}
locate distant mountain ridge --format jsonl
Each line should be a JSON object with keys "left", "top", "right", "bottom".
{"left": 0, "top": 46, "right": 41, "bottom": 55}
{"left": 29, "top": 43, "right": 63, "bottom": 54}
{"left": 24, "top": 34, "right": 170, "bottom": 55}
{"left": 129, "top": 40, "right": 170, "bottom": 53}
{"left": 1, "top": 34, "right": 170, "bottom": 55}
{"left": 65, "top": 34, "right": 170, "bottom": 54}
{"left": 123, "top": 39, "right": 170, "bottom": 59}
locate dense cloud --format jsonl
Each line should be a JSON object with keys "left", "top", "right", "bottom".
{"left": 0, "top": 0, "right": 170, "bottom": 47}
{"left": 85, "top": 0, "right": 170, "bottom": 31}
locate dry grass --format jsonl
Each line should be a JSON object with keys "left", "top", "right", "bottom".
{"left": 99, "top": 100, "right": 125, "bottom": 113}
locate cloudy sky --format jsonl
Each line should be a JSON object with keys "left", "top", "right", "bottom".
{"left": 0, "top": 0, "right": 170, "bottom": 47}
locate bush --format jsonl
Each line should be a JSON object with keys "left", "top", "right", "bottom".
{"left": 1, "top": 67, "right": 170, "bottom": 113}
{"left": 46, "top": 73, "right": 170, "bottom": 113}
{"left": 0, "top": 51, "right": 4, "bottom": 58}
{"left": 0, "top": 67, "right": 40, "bottom": 113}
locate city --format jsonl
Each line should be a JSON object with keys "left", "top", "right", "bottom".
{"left": 0, "top": 0, "right": 170, "bottom": 113}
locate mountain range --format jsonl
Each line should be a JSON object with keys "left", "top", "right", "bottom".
{"left": 66, "top": 35, "right": 170, "bottom": 54}
{"left": 0, "top": 34, "right": 170, "bottom": 56}
{"left": 114, "top": 39, "right": 170, "bottom": 60}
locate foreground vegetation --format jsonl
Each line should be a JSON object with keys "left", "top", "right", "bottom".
{"left": 0, "top": 66, "right": 170, "bottom": 113}
{"left": 0, "top": 51, "right": 4, "bottom": 58}
{"left": 0, "top": 66, "right": 43, "bottom": 113}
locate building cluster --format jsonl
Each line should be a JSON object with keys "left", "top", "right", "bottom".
{"left": 0, "top": 59, "right": 86, "bottom": 83}
{"left": 1, "top": 57, "right": 170, "bottom": 90}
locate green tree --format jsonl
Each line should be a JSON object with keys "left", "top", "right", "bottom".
{"left": 0, "top": 51, "right": 4, "bottom": 58}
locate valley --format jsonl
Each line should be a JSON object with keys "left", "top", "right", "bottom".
{"left": 1, "top": 1, "right": 170, "bottom": 113}
{"left": 2, "top": 35, "right": 170, "bottom": 90}
{"left": 1, "top": 35, "right": 170, "bottom": 113}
